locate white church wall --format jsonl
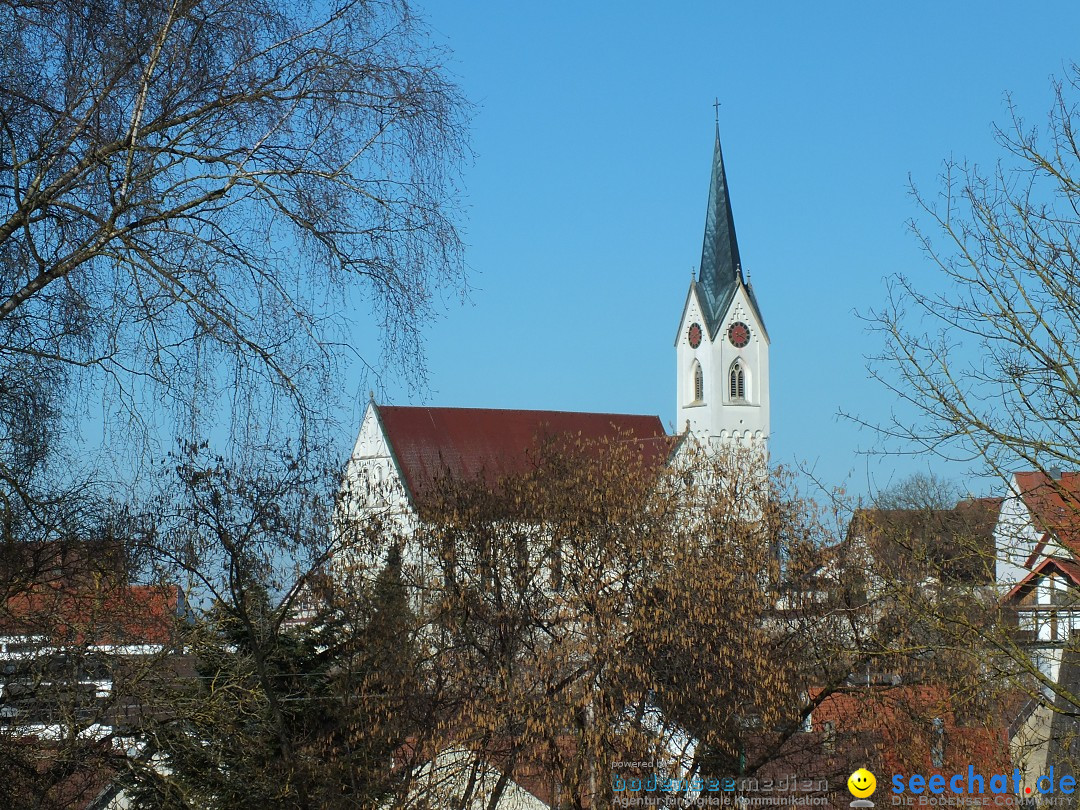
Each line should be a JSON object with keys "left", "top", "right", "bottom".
{"left": 336, "top": 403, "right": 419, "bottom": 582}
{"left": 675, "top": 284, "right": 768, "bottom": 452}
{"left": 675, "top": 286, "right": 710, "bottom": 437}
{"left": 718, "top": 287, "right": 768, "bottom": 444}
{"left": 404, "top": 747, "right": 551, "bottom": 810}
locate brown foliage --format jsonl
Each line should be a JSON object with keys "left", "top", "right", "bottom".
{"left": 356, "top": 436, "right": 859, "bottom": 808}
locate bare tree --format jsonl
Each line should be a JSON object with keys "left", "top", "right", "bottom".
{"left": 0, "top": 2, "right": 467, "bottom": 798}
{"left": 858, "top": 70, "right": 1080, "bottom": 784}
{"left": 863, "top": 65, "right": 1080, "bottom": 479}
{"left": 358, "top": 439, "right": 895, "bottom": 809}
{"left": 872, "top": 472, "right": 959, "bottom": 511}
{"left": 0, "top": 0, "right": 468, "bottom": 449}
{"left": 107, "top": 442, "right": 422, "bottom": 809}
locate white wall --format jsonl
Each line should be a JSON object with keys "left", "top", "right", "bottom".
{"left": 336, "top": 403, "right": 418, "bottom": 582}
{"left": 995, "top": 480, "right": 1044, "bottom": 589}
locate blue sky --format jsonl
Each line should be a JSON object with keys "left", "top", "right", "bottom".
{"left": 343, "top": 1, "right": 1080, "bottom": 498}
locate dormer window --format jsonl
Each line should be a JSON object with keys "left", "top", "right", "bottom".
{"left": 729, "top": 361, "right": 746, "bottom": 402}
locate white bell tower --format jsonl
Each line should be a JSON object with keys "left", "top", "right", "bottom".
{"left": 675, "top": 126, "right": 769, "bottom": 451}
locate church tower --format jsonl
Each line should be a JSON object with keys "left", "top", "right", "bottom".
{"left": 675, "top": 127, "right": 769, "bottom": 450}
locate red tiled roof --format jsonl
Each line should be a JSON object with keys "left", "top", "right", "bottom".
{"left": 1014, "top": 471, "right": 1080, "bottom": 555}
{"left": 846, "top": 497, "right": 1002, "bottom": 583}
{"left": 1, "top": 583, "right": 183, "bottom": 646}
{"left": 957, "top": 496, "right": 1004, "bottom": 516}
{"left": 803, "top": 686, "right": 1009, "bottom": 780}
{"left": 375, "top": 405, "right": 671, "bottom": 507}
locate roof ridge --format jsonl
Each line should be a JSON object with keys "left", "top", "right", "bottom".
{"left": 378, "top": 404, "right": 663, "bottom": 420}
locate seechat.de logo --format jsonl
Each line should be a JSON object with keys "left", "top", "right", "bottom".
{"left": 848, "top": 768, "right": 876, "bottom": 808}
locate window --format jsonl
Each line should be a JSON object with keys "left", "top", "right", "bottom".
{"left": 694, "top": 363, "right": 704, "bottom": 402}
{"left": 729, "top": 361, "right": 746, "bottom": 401}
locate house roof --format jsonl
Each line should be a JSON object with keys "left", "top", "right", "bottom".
{"left": 375, "top": 405, "right": 672, "bottom": 510}
{"left": 799, "top": 685, "right": 1009, "bottom": 778}
{"left": 1002, "top": 555, "right": 1080, "bottom": 603}
{"left": 1, "top": 583, "right": 184, "bottom": 646}
{"left": 847, "top": 497, "right": 1002, "bottom": 583}
{"left": 0, "top": 538, "right": 129, "bottom": 590}
{"left": 1013, "top": 471, "right": 1080, "bottom": 555}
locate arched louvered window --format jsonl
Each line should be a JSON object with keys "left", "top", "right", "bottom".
{"left": 729, "top": 361, "right": 746, "bottom": 401}
{"left": 694, "top": 363, "right": 704, "bottom": 403}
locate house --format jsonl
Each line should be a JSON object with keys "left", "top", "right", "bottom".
{"left": 342, "top": 405, "right": 670, "bottom": 518}
{"left": 839, "top": 470, "right": 1080, "bottom": 791}
{"left": 336, "top": 403, "right": 675, "bottom": 575}
{"left": 843, "top": 472, "right": 1080, "bottom": 685}
{"left": 992, "top": 471, "right": 1080, "bottom": 684}
{"left": 600, "top": 683, "right": 1010, "bottom": 807}
{"left": 995, "top": 471, "right": 1080, "bottom": 590}
{"left": 0, "top": 538, "right": 187, "bottom": 808}
{"left": 844, "top": 497, "right": 1001, "bottom": 600}
{"left": 794, "top": 684, "right": 1011, "bottom": 804}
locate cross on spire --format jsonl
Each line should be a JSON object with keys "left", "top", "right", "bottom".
{"left": 713, "top": 97, "right": 721, "bottom": 126}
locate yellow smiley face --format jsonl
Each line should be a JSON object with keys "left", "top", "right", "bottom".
{"left": 848, "top": 768, "right": 876, "bottom": 798}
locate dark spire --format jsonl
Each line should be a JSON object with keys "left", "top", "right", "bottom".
{"left": 696, "top": 125, "right": 743, "bottom": 334}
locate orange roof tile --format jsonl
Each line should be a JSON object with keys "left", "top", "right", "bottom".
{"left": 1014, "top": 471, "right": 1080, "bottom": 555}
{"left": 1, "top": 583, "right": 183, "bottom": 646}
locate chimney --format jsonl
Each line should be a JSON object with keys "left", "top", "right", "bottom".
{"left": 1050, "top": 466, "right": 1063, "bottom": 481}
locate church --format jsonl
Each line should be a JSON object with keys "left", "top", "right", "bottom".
{"left": 341, "top": 126, "right": 770, "bottom": 525}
